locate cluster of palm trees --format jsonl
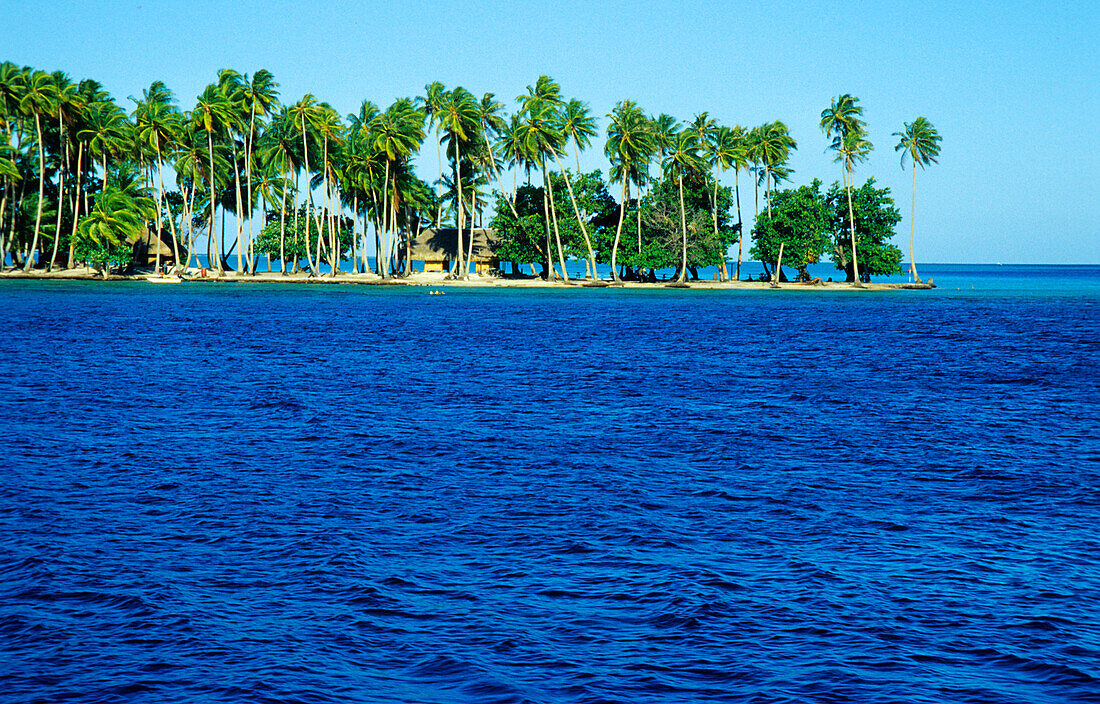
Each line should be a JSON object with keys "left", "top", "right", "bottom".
{"left": 0, "top": 61, "right": 940, "bottom": 284}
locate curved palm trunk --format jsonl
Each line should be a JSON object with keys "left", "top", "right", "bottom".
{"left": 229, "top": 138, "right": 244, "bottom": 273}
{"left": 909, "top": 163, "right": 921, "bottom": 283}
{"left": 609, "top": 179, "right": 628, "bottom": 283}
{"left": 206, "top": 129, "right": 221, "bottom": 274}
{"left": 544, "top": 163, "right": 568, "bottom": 283}
{"left": 845, "top": 168, "right": 862, "bottom": 287}
{"left": 380, "top": 160, "right": 390, "bottom": 279}
{"left": 677, "top": 174, "right": 688, "bottom": 283}
{"left": 48, "top": 112, "right": 67, "bottom": 272}
{"left": 279, "top": 169, "right": 289, "bottom": 274}
{"left": 300, "top": 120, "right": 317, "bottom": 275}
{"left": 455, "top": 148, "right": 466, "bottom": 279}
{"left": 24, "top": 114, "right": 46, "bottom": 272}
{"left": 735, "top": 170, "right": 744, "bottom": 280}
{"left": 551, "top": 151, "right": 596, "bottom": 279}
{"left": 711, "top": 169, "right": 727, "bottom": 281}
{"left": 67, "top": 142, "right": 85, "bottom": 269}
{"left": 245, "top": 105, "right": 257, "bottom": 274}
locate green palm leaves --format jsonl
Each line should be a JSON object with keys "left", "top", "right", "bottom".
{"left": 821, "top": 94, "right": 870, "bottom": 285}
{"left": 605, "top": 100, "right": 655, "bottom": 282}
{"left": 894, "top": 117, "right": 941, "bottom": 283}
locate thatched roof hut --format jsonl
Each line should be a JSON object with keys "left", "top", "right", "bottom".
{"left": 411, "top": 228, "right": 501, "bottom": 273}
{"left": 131, "top": 228, "right": 177, "bottom": 267}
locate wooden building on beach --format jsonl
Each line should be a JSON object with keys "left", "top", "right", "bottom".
{"left": 410, "top": 228, "right": 501, "bottom": 274}
{"left": 131, "top": 228, "right": 177, "bottom": 268}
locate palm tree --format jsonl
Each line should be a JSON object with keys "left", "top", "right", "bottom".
{"left": 727, "top": 125, "right": 750, "bottom": 279}
{"left": 517, "top": 76, "right": 569, "bottom": 280}
{"left": 756, "top": 120, "right": 797, "bottom": 219}
{"left": 133, "top": 80, "right": 182, "bottom": 271}
{"left": 894, "top": 117, "right": 941, "bottom": 284}
{"left": 419, "top": 81, "right": 446, "bottom": 226}
{"left": 19, "top": 69, "right": 58, "bottom": 270}
{"left": 259, "top": 106, "right": 301, "bottom": 273}
{"left": 706, "top": 124, "right": 738, "bottom": 281}
{"left": 240, "top": 69, "right": 280, "bottom": 274}
{"left": 663, "top": 130, "right": 703, "bottom": 282}
{"left": 821, "top": 94, "right": 868, "bottom": 285}
{"left": 605, "top": 101, "right": 655, "bottom": 283}
{"left": 551, "top": 96, "right": 599, "bottom": 278}
{"left": 372, "top": 98, "right": 425, "bottom": 278}
{"left": 193, "top": 83, "right": 234, "bottom": 273}
{"left": 287, "top": 94, "right": 325, "bottom": 274}
{"left": 436, "top": 87, "right": 479, "bottom": 277}
{"left": 47, "top": 72, "right": 83, "bottom": 271}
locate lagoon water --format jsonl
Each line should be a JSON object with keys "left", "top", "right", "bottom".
{"left": 1, "top": 265, "right": 1098, "bottom": 703}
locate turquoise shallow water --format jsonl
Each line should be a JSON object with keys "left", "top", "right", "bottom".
{"left": 0, "top": 266, "right": 1098, "bottom": 703}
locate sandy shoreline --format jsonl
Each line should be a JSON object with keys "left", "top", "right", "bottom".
{"left": 0, "top": 267, "right": 935, "bottom": 291}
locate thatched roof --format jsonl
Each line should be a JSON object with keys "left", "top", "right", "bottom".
{"left": 410, "top": 228, "right": 500, "bottom": 261}
{"left": 131, "top": 227, "right": 176, "bottom": 260}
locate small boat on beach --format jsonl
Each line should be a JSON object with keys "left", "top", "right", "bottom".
{"left": 144, "top": 275, "right": 182, "bottom": 284}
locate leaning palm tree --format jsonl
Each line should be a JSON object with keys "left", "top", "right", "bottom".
{"left": 287, "top": 94, "right": 325, "bottom": 274}
{"left": 605, "top": 101, "right": 655, "bottom": 283}
{"left": 894, "top": 117, "right": 941, "bottom": 284}
{"left": 547, "top": 96, "right": 600, "bottom": 278}
{"left": 832, "top": 128, "right": 873, "bottom": 285}
{"left": 663, "top": 129, "right": 703, "bottom": 282}
{"left": 18, "top": 69, "right": 58, "bottom": 270}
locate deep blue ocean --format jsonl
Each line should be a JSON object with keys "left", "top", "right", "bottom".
{"left": 1, "top": 264, "right": 1098, "bottom": 703}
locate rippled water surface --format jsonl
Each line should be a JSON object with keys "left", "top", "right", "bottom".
{"left": 2, "top": 266, "right": 1099, "bottom": 703}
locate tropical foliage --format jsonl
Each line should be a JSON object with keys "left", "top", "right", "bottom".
{"left": 0, "top": 61, "right": 935, "bottom": 284}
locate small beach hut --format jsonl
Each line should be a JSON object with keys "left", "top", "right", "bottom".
{"left": 131, "top": 228, "right": 177, "bottom": 268}
{"left": 411, "top": 228, "right": 501, "bottom": 274}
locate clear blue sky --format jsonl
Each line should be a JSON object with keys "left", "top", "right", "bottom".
{"left": 4, "top": 0, "right": 1097, "bottom": 263}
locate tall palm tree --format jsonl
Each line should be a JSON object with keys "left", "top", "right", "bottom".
{"left": 133, "top": 80, "right": 182, "bottom": 270}
{"left": 436, "top": 87, "right": 479, "bottom": 277}
{"left": 663, "top": 130, "right": 703, "bottom": 283}
{"left": 706, "top": 123, "right": 737, "bottom": 280}
{"left": 258, "top": 107, "right": 301, "bottom": 274}
{"left": 821, "top": 94, "right": 867, "bottom": 285}
{"left": 550, "top": 96, "right": 599, "bottom": 278}
{"left": 516, "top": 96, "right": 568, "bottom": 280}
{"left": 419, "top": 81, "right": 446, "bottom": 226}
{"left": 894, "top": 117, "right": 941, "bottom": 284}
{"left": 517, "top": 76, "right": 569, "bottom": 280}
{"left": 47, "top": 72, "right": 83, "bottom": 271}
{"left": 372, "top": 98, "right": 424, "bottom": 278}
{"left": 727, "top": 125, "right": 750, "bottom": 279}
{"left": 756, "top": 121, "right": 797, "bottom": 219}
{"left": 287, "top": 94, "right": 325, "bottom": 274}
{"left": 240, "top": 69, "right": 280, "bottom": 274}
{"left": 19, "top": 69, "right": 58, "bottom": 270}
{"left": 605, "top": 101, "right": 655, "bottom": 283}
{"left": 193, "top": 83, "right": 234, "bottom": 273}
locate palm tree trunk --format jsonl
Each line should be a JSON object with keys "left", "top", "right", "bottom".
{"left": 909, "top": 163, "right": 921, "bottom": 283}
{"left": 845, "top": 168, "right": 862, "bottom": 287}
{"left": 48, "top": 112, "right": 67, "bottom": 272}
{"left": 455, "top": 148, "right": 466, "bottom": 278}
{"left": 206, "top": 130, "right": 221, "bottom": 274}
{"left": 677, "top": 174, "right": 688, "bottom": 283}
{"left": 610, "top": 179, "right": 628, "bottom": 283}
{"left": 24, "top": 114, "right": 46, "bottom": 272}
{"left": 735, "top": 170, "right": 743, "bottom": 281}
{"left": 711, "top": 169, "right": 726, "bottom": 281}
{"left": 67, "top": 142, "right": 85, "bottom": 268}
{"left": 551, "top": 151, "right": 596, "bottom": 279}
{"left": 544, "top": 164, "right": 568, "bottom": 282}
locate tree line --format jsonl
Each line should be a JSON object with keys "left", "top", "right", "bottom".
{"left": 0, "top": 62, "right": 940, "bottom": 283}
